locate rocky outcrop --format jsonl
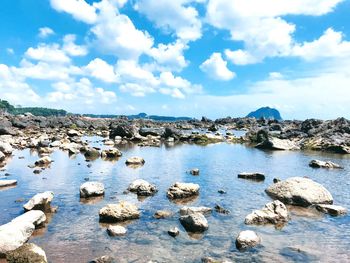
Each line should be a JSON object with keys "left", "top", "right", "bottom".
{"left": 110, "top": 124, "right": 139, "bottom": 139}
{"left": 179, "top": 213, "right": 208, "bottom": 233}
{"left": 235, "top": 230, "right": 261, "bottom": 250}
{"left": 167, "top": 182, "right": 200, "bottom": 199}
{"left": 99, "top": 202, "right": 140, "bottom": 222}
{"left": 256, "top": 136, "right": 299, "bottom": 151}
{"left": 80, "top": 182, "right": 105, "bottom": 198}
{"left": 128, "top": 179, "right": 157, "bottom": 196}
{"left": 245, "top": 200, "right": 289, "bottom": 225}
{"left": 6, "top": 243, "right": 47, "bottom": 263}
{"left": 309, "top": 160, "right": 343, "bottom": 169}
{"left": 23, "top": 191, "right": 54, "bottom": 212}
{"left": 265, "top": 177, "right": 333, "bottom": 207}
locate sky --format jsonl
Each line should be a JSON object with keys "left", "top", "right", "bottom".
{"left": 0, "top": 0, "right": 350, "bottom": 120}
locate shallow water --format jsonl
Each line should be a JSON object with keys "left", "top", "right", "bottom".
{"left": 1, "top": 138, "right": 350, "bottom": 263}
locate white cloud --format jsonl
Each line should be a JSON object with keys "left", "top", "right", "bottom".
{"left": 50, "top": 0, "right": 97, "bottom": 24}
{"left": 224, "top": 49, "right": 258, "bottom": 65}
{"left": 62, "top": 34, "right": 88, "bottom": 56}
{"left": 38, "top": 27, "right": 54, "bottom": 38}
{"left": 25, "top": 44, "right": 71, "bottom": 64}
{"left": 200, "top": 52, "right": 235, "bottom": 81}
{"left": 6, "top": 48, "right": 14, "bottom": 55}
{"left": 85, "top": 58, "right": 119, "bottom": 83}
{"left": 119, "top": 83, "right": 156, "bottom": 97}
{"left": 135, "top": 0, "right": 203, "bottom": 41}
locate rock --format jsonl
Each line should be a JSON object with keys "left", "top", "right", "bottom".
{"left": 256, "top": 136, "right": 299, "bottom": 151}
{"left": 168, "top": 227, "right": 180, "bottom": 237}
{"left": 238, "top": 172, "right": 265, "bottom": 181}
{"left": 245, "top": 200, "right": 289, "bottom": 225}
{"left": 190, "top": 168, "right": 200, "bottom": 176}
{"left": 106, "top": 225, "right": 127, "bottom": 236}
{"left": 23, "top": 191, "right": 54, "bottom": 212}
{"left": 179, "top": 206, "right": 212, "bottom": 216}
{"left": 125, "top": 156, "right": 145, "bottom": 165}
{"left": 0, "top": 142, "right": 13, "bottom": 155}
{"left": 99, "top": 202, "right": 140, "bottom": 222}
{"left": 84, "top": 148, "right": 100, "bottom": 160}
{"left": 179, "top": 213, "right": 208, "bottom": 233}
{"left": 0, "top": 180, "right": 17, "bottom": 188}
{"left": 128, "top": 179, "right": 157, "bottom": 196}
{"left": 0, "top": 221, "right": 35, "bottom": 256}
{"left": 12, "top": 210, "right": 46, "bottom": 227}
{"left": 101, "top": 148, "right": 122, "bottom": 159}
{"left": 218, "top": 189, "right": 226, "bottom": 194}
{"left": 154, "top": 210, "right": 172, "bottom": 219}
{"left": 67, "top": 129, "right": 79, "bottom": 137}
{"left": 34, "top": 156, "right": 52, "bottom": 167}
{"left": 89, "top": 255, "right": 115, "bottom": 263}
{"left": 214, "top": 204, "right": 230, "bottom": 214}
{"left": 265, "top": 177, "right": 333, "bottom": 207}
{"left": 273, "top": 178, "right": 281, "bottom": 183}
{"left": 309, "top": 160, "right": 343, "bottom": 169}
{"left": 0, "top": 151, "right": 5, "bottom": 162}
{"left": 167, "top": 182, "right": 200, "bottom": 199}
{"left": 80, "top": 182, "right": 105, "bottom": 198}
{"left": 6, "top": 243, "right": 47, "bottom": 263}
{"left": 235, "top": 230, "right": 261, "bottom": 250}
{"left": 139, "top": 127, "right": 165, "bottom": 137}
{"left": 208, "top": 124, "right": 218, "bottom": 132}
{"left": 50, "top": 140, "right": 61, "bottom": 147}
{"left": 110, "top": 124, "right": 138, "bottom": 139}
{"left": 315, "top": 204, "right": 347, "bottom": 216}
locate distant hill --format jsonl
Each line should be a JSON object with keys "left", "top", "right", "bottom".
{"left": 84, "top": 112, "right": 193, "bottom": 122}
{"left": 246, "top": 107, "right": 282, "bottom": 120}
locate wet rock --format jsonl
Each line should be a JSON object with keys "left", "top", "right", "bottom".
{"left": 12, "top": 210, "right": 46, "bottom": 227}
{"left": 106, "top": 225, "right": 127, "bottom": 236}
{"left": 128, "top": 179, "right": 157, "bottom": 196}
{"left": 84, "top": 148, "right": 100, "bottom": 160}
{"left": 256, "top": 135, "right": 299, "bottom": 151}
{"left": 218, "top": 189, "right": 226, "bottom": 194}
{"left": 34, "top": 156, "right": 52, "bottom": 167}
{"left": 89, "top": 255, "right": 115, "bottom": 263}
{"left": 125, "top": 156, "right": 145, "bottom": 165}
{"left": 168, "top": 227, "right": 180, "bottom": 237}
{"left": 101, "top": 148, "right": 122, "bottom": 159}
{"left": 201, "top": 257, "right": 233, "bottom": 263}
{"left": 6, "top": 243, "right": 47, "bottom": 263}
{"left": 139, "top": 127, "right": 165, "bottom": 137}
{"left": 273, "top": 178, "right": 281, "bottom": 183}
{"left": 67, "top": 129, "right": 79, "bottom": 137}
{"left": 235, "top": 230, "right": 261, "bottom": 250}
{"left": 0, "top": 142, "right": 13, "bottom": 155}
{"left": 0, "top": 180, "right": 17, "bottom": 188}
{"left": 0, "top": 151, "right": 5, "bottom": 162}
{"left": 214, "top": 204, "right": 230, "bottom": 214}
{"left": 99, "top": 202, "right": 140, "bottom": 222}
{"left": 179, "top": 212, "right": 208, "bottom": 233}
{"left": 0, "top": 221, "right": 35, "bottom": 256}
{"left": 80, "top": 182, "right": 105, "bottom": 198}
{"left": 315, "top": 204, "right": 347, "bottom": 216}
{"left": 110, "top": 124, "right": 138, "bottom": 139}
{"left": 309, "top": 160, "right": 343, "bottom": 169}
{"left": 23, "top": 191, "right": 54, "bottom": 212}
{"left": 154, "top": 210, "right": 172, "bottom": 219}
{"left": 208, "top": 124, "right": 218, "bottom": 132}
{"left": 245, "top": 200, "right": 289, "bottom": 225}
{"left": 167, "top": 182, "right": 200, "bottom": 199}
{"left": 238, "top": 172, "right": 265, "bottom": 181}
{"left": 190, "top": 168, "right": 200, "bottom": 176}
{"left": 265, "top": 177, "right": 333, "bottom": 207}
{"left": 179, "top": 206, "right": 212, "bottom": 216}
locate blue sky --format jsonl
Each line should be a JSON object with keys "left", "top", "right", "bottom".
{"left": 1, "top": 0, "right": 350, "bottom": 119}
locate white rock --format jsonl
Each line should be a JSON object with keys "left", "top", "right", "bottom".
{"left": 245, "top": 200, "right": 289, "bottom": 225}
{"left": 12, "top": 210, "right": 46, "bottom": 227}
{"left": 23, "top": 191, "right": 54, "bottom": 212}
{"left": 125, "top": 156, "right": 145, "bottom": 165}
{"left": 315, "top": 204, "right": 347, "bottom": 216}
{"left": 80, "top": 182, "right": 105, "bottom": 198}
{"left": 34, "top": 156, "right": 52, "bottom": 166}
{"left": 179, "top": 212, "right": 208, "bottom": 233}
{"left": 235, "top": 230, "right": 261, "bottom": 250}
{"left": 179, "top": 206, "right": 212, "bottom": 216}
{"left": 0, "top": 142, "right": 13, "bottom": 155}
{"left": 309, "top": 160, "right": 343, "bottom": 169}
{"left": 107, "top": 225, "right": 127, "bottom": 236}
{"left": 128, "top": 179, "right": 157, "bottom": 196}
{"left": 6, "top": 243, "right": 48, "bottom": 263}
{"left": 167, "top": 182, "right": 200, "bottom": 199}
{"left": 99, "top": 202, "right": 140, "bottom": 222}
{"left": 0, "top": 180, "right": 17, "bottom": 188}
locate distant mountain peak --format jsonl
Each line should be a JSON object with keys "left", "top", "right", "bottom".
{"left": 246, "top": 107, "right": 282, "bottom": 120}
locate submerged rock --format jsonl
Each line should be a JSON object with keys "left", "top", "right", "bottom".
{"left": 190, "top": 168, "right": 200, "bottom": 176}
{"left": 154, "top": 210, "right": 172, "bottom": 219}
{"left": 265, "top": 177, "right": 333, "bottom": 207}
{"left": 179, "top": 212, "right": 208, "bottom": 233}
{"left": 80, "top": 182, "right": 105, "bottom": 198}
{"left": 214, "top": 204, "right": 230, "bottom": 214}
{"left": 245, "top": 200, "right": 289, "bottom": 225}
{"left": 84, "top": 148, "right": 100, "bottom": 160}
{"left": 6, "top": 243, "right": 47, "bottom": 263}
{"left": 309, "top": 160, "right": 343, "bottom": 169}
{"left": 238, "top": 172, "right": 265, "bottom": 181}
{"left": 167, "top": 182, "right": 200, "bottom": 199}
{"left": 101, "top": 148, "right": 122, "bottom": 159}
{"left": 168, "top": 227, "right": 180, "bottom": 237}
{"left": 179, "top": 206, "right": 212, "bottom": 216}
{"left": 235, "top": 230, "right": 261, "bottom": 250}
{"left": 34, "top": 156, "right": 52, "bottom": 167}
{"left": 23, "top": 191, "right": 54, "bottom": 212}
{"left": 99, "top": 202, "right": 140, "bottom": 222}
{"left": 107, "top": 225, "right": 127, "bottom": 236}
{"left": 0, "top": 180, "right": 17, "bottom": 188}
{"left": 128, "top": 179, "right": 157, "bottom": 196}
{"left": 315, "top": 204, "right": 347, "bottom": 216}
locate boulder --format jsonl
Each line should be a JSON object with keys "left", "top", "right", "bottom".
{"left": 168, "top": 227, "right": 180, "bottom": 237}
{"left": 214, "top": 204, "right": 230, "bottom": 214}
{"left": 309, "top": 160, "right": 343, "bottom": 169}
{"left": 101, "top": 148, "right": 122, "bottom": 159}
{"left": 179, "top": 206, "right": 212, "bottom": 216}
{"left": 0, "top": 142, "right": 13, "bottom": 155}
{"left": 67, "top": 129, "right": 79, "bottom": 137}
{"left": 12, "top": 210, "right": 46, "bottom": 227}
{"left": 265, "top": 177, "right": 333, "bottom": 207}
{"left": 0, "top": 151, "right": 5, "bottom": 162}
{"left": 190, "top": 168, "right": 200, "bottom": 176}
{"left": 154, "top": 210, "right": 172, "bottom": 219}
{"left": 256, "top": 137, "right": 299, "bottom": 151}
{"left": 238, "top": 172, "right": 265, "bottom": 181}
{"left": 167, "top": 182, "right": 200, "bottom": 199}
{"left": 99, "top": 202, "right": 140, "bottom": 222}
{"left": 23, "top": 191, "right": 54, "bottom": 212}
{"left": 315, "top": 204, "right": 347, "bottom": 216}
{"left": 110, "top": 124, "right": 138, "bottom": 139}
{"left": 0, "top": 221, "right": 35, "bottom": 256}
{"left": 128, "top": 179, "right": 157, "bottom": 196}
{"left": 84, "top": 148, "right": 100, "bottom": 160}
{"left": 179, "top": 213, "right": 208, "bottom": 233}
{"left": 125, "top": 157, "right": 145, "bottom": 165}
{"left": 89, "top": 255, "right": 115, "bottom": 263}
{"left": 34, "top": 156, "right": 52, "bottom": 167}
{"left": 235, "top": 230, "right": 261, "bottom": 250}
{"left": 0, "top": 180, "right": 17, "bottom": 188}
{"left": 6, "top": 243, "right": 47, "bottom": 263}
{"left": 139, "top": 127, "right": 165, "bottom": 137}
{"left": 80, "top": 182, "right": 105, "bottom": 198}
{"left": 245, "top": 200, "right": 289, "bottom": 225}
{"left": 106, "top": 225, "right": 127, "bottom": 236}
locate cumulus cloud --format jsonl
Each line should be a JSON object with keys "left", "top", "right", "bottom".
{"left": 25, "top": 44, "right": 71, "bottom": 64}
{"left": 200, "top": 53, "right": 235, "bottom": 80}
{"left": 85, "top": 58, "right": 119, "bottom": 83}
{"left": 38, "top": 27, "right": 55, "bottom": 38}
{"left": 62, "top": 34, "right": 88, "bottom": 56}
{"left": 50, "top": 0, "right": 97, "bottom": 24}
